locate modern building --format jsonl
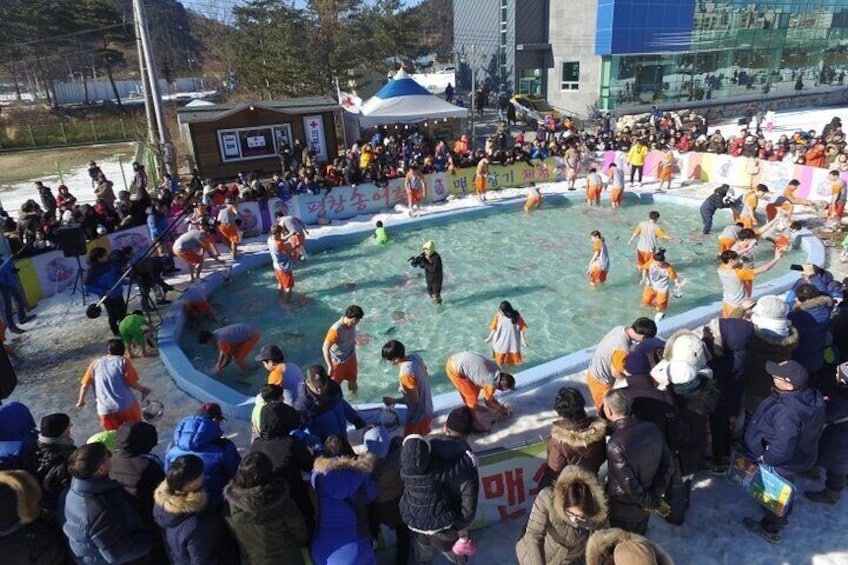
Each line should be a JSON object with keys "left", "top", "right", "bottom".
{"left": 455, "top": 0, "right": 848, "bottom": 116}
{"left": 453, "top": 0, "right": 552, "bottom": 95}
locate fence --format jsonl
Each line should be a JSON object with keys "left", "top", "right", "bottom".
{"left": 0, "top": 118, "right": 145, "bottom": 150}
{"left": 52, "top": 77, "right": 211, "bottom": 106}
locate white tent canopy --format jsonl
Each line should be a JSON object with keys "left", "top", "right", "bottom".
{"left": 358, "top": 69, "right": 468, "bottom": 128}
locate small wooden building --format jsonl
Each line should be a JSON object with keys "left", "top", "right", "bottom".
{"left": 177, "top": 97, "right": 341, "bottom": 180}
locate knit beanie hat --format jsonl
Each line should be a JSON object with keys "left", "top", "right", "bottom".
{"left": 751, "top": 295, "right": 791, "bottom": 337}
{"left": 363, "top": 426, "right": 391, "bottom": 459}
{"left": 40, "top": 413, "right": 71, "bottom": 439}
{"left": 651, "top": 330, "right": 710, "bottom": 392}
{"left": 613, "top": 538, "right": 658, "bottom": 565}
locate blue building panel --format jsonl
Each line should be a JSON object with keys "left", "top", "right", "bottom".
{"left": 595, "top": 0, "right": 696, "bottom": 55}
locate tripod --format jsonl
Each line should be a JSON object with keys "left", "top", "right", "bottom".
{"left": 71, "top": 255, "right": 87, "bottom": 306}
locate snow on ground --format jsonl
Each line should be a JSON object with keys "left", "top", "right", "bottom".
{"left": 714, "top": 105, "right": 848, "bottom": 144}
{"left": 4, "top": 105, "right": 848, "bottom": 564}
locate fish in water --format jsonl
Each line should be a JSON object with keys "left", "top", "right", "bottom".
{"left": 356, "top": 332, "right": 375, "bottom": 346}
{"left": 381, "top": 326, "right": 398, "bottom": 336}
{"left": 342, "top": 282, "right": 357, "bottom": 292}
{"left": 391, "top": 310, "right": 406, "bottom": 321}
{"left": 281, "top": 331, "right": 304, "bottom": 339}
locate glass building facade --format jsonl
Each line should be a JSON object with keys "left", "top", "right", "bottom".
{"left": 596, "top": 0, "right": 848, "bottom": 110}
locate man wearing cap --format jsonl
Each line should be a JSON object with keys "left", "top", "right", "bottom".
{"left": 294, "top": 365, "right": 366, "bottom": 447}
{"left": 412, "top": 240, "right": 443, "bottom": 304}
{"left": 586, "top": 318, "right": 658, "bottom": 410}
{"left": 77, "top": 339, "right": 151, "bottom": 431}
{"left": 322, "top": 305, "right": 364, "bottom": 393}
{"left": 381, "top": 340, "right": 435, "bottom": 436}
{"left": 445, "top": 351, "right": 515, "bottom": 431}
{"left": 199, "top": 323, "right": 260, "bottom": 375}
{"left": 742, "top": 360, "right": 825, "bottom": 543}
{"left": 256, "top": 344, "right": 304, "bottom": 405}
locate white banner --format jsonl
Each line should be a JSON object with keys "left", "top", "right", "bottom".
{"left": 303, "top": 115, "right": 329, "bottom": 162}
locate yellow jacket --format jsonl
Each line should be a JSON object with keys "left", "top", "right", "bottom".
{"left": 627, "top": 145, "right": 648, "bottom": 166}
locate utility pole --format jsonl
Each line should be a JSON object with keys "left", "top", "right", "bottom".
{"left": 134, "top": 15, "right": 157, "bottom": 149}
{"left": 469, "top": 45, "right": 477, "bottom": 150}
{"left": 133, "top": 0, "right": 176, "bottom": 176}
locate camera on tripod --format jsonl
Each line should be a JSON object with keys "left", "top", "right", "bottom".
{"left": 408, "top": 253, "right": 426, "bottom": 268}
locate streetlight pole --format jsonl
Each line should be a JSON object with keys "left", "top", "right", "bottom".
{"left": 470, "top": 44, "right": 476, "bottom": 150}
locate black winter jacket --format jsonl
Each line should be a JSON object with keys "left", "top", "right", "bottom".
{"left": 429, "top": 434, "right": 479, "bottom": 531}
{"left": 110, "top": 422, "right": 165, "bottom": 530}
{"left": 34, "top": 438, "right": 75, "bottom": 515}
{"left": 622, "top": 374, "right": 676, "bottom": 441}
{"left": 673, "top": 378, "right": 721, "bottom": 475}
{"left": 399, "top": 436, "right": 456, "bottom": 535}
{"left": 818, "top": 395, "right": 848, "bottom": 473}
{"left": 606, "top": 417, "right": 673, "bottom": 512}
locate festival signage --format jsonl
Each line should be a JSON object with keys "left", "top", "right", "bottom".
{"left": 302, "top": 115, "right": 329, "bottom": 161}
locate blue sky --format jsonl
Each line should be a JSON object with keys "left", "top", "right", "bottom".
{"left": 180, "top": 0, "right": 425, "bottom": 22}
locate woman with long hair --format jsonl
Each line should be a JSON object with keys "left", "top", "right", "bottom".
{"left": 485, "top": 300, "right": 528, "bottom": 368}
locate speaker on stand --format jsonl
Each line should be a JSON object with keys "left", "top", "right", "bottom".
{"left": 56, "top": 225, "right": 88, "bottom": 306}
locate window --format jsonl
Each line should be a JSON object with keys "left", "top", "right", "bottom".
{"left": 561, "top": 61, "right": 580, "bottom": 91}
{"left": 217, "top": 124, "right": 292, "bottom": 163}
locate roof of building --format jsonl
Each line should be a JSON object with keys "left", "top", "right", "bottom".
{"left": 177, "top": 97, "right": 340, "bottom": 123}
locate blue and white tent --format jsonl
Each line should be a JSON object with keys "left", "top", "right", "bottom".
{"left": 359, "top": 68, "right": 468, "bottom": 128}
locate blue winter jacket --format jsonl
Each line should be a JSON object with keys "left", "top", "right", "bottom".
{"left": 744, "top": 386, "right": 827, "bottom": 473}
{"left": 0, "top": 257, "right": 16, "bottom": 288}
{"left": 164, "top": 416, "right": 240, "bottom": 506}
{"left": 84, "top": 261, "right": 122, "bottom": 299}
{"left": 147, "top": 212, "right": 168, "bottom": 241}
{"left": 0, "top": 401, "right": 38, "bottom": 472}
{"left": 310, "top": 454, "right": 377, "bottom": 565}
{"left": 153, "top": 483, "right": 231, "bottom": 565}
{"left": 788, "top": 295, "right": 833, "bottom": 373}
{"left": 59, "top": 476, "right": 152, "bottom": 564}
{"left": 293, "top": 380, "right": 365, "bottom": 441}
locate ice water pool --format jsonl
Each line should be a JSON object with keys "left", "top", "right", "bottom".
{"left": 180, "top": 197, "right": 803, "bottom": 402}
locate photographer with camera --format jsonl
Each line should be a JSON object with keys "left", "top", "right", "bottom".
{"left": 409, "top": 240, "right": 443, "bottom": 304}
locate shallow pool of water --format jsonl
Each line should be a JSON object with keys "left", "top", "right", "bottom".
{"left": 180, "top": 198, "right": 802, "bottom": 402}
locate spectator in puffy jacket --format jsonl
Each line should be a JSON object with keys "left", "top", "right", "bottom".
{"left": 0, "top": 469, "right": 67, "bottom": 565}
{"left": 59, "top": 442, "right": 152, "bottom": 564}
{"left": 311, "top": 436, "right": 377, "bottom": 565}
{"left": 516, "top": 465, "right": 608, "bottom": 565}
{"left": 0, "top": 401, "right": 38, "bottom": 473}
{"left": 744, "top": 296, "right": 799, "bottom": 414}
{"left": 109, "top": 421, "right": 164, "bottom": 531}
{"left": 541, "top": 387, "right": 607, "bottom": 488}
{"left": 743, "top": 360, "right": 826, "bottom": 542}
{"left": 805, "top": 363, "right": 848, "bottom": 504}
{"left": 363, "top": 426, "right": 409, "bottom": 565}
{"left": 294, "top": 365, "right": 365, "bottom": 448}
{"left": 788, "top": 284, "right": 833, "bottom": 380}
{"left": 34, "top": 413, "right": 75, "bottom": 518}
{"left": 249, "top": 400, "right": 315, "bottom": 536}
{"left": 603, "top": 389, "right": 673, "bottom": 535}
{"left": 165, "top": 411, "right": 241, "bottom": 506}
{"left": 154, "top": 454, "right": 233, "bottom": 565}
{"left": 224, "top": 451, "right": 308, "bottom": 565}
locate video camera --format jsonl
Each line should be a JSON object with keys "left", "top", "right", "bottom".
{"left": 408, "top": 253, "right": 427, "bottom": 268}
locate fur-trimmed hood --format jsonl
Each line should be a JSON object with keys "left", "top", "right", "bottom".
{"left": 796, "top": 295, "right": 833, "bottom": 313}
{"left": 153, "top": 480, "right": 209, "bottom": 517}
{"left": 751, "top": 325, "right": 799, "bottom": 347}
{"left": 553, "top": 465, "right": 607, "bottom": 529}
{"left": 0, "top": 470, "right": 41, "bottom": 528}
{"left": 550, "top": 418, "right": 608, "bottom": 448}
{"left": 313, "top": 453, "right": 376, "bottom": 475}
{"left": 585, "top": 527, "right": 674, "bottom": 565}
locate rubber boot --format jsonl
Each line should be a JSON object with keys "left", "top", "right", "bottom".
{"left": 804, "top": 488, "right": 841, "bottom": 504}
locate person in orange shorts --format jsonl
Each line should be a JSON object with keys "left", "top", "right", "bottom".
{"left": 717, "top": 248, "right": 783, "bottom": 318}
{"left": 475, "top": 155, "right": 490, "bottom": 201}
{"left": 181, "top": 282, "right": 217, "bottom": 324}
{"left": 628, "top": 210, "right": 673, "bottom": 282}
{"left": 76, "top": 339, "right": 151, "bottom": 431}
{"left": 524, "top": 182, "right": 543, "bottom": 213}
{"left": 657, "top": 145, "right": 674, "bottom": 192}
{"left": 766, "top": 179, "right": 810, "bottom": 221}
{"left": 585, "top": 317, "right": 657, "bottom": 409}
{"left": 267, "top": 225, "right": 294, "bottom": 294}
{"left": 445, "top": 351, "right": 515, "bottom": 432}
{"left": 640, "top": 248, "right": 678, "bottom": 315}
{"left": 585, "top": 168, "right": 602, "bottom": 207}
{"left": 216, "top": 198, "right": 241, "bottom": 259}
{"left": 172, "top": 227, "right": 226, "bottom": 281}
{"left": 739, "top": 184, "right": 769, "bottom": 229}
{"left": 323, "top": 305, "right": 365, "bottom": 393}
{"left": 827, "top": 170, "right": 848, "bottom": 230}
{"left": 485, "top": 301, "right": 528, "bottom": 368}
{"left": 587, "top": 230, "right": 610, "bottom": 287}
{"left": 404, "top": 164, "right": 427, "bottom": 217}
{"left": 606, "top": 163, "right": 625, "bottom": 208}
{"left": 198, "top": 323, "right": 260, "bottom": 374}
{"left": 717, "top": 223, "right": 743, "bottom": 254}
{"left": 381, "top": 340, "right": 434, "bottom": 436}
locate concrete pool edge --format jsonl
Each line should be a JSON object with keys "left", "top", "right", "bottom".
{"left": 159, "top": 191, "right": 816, "bottom": 420}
